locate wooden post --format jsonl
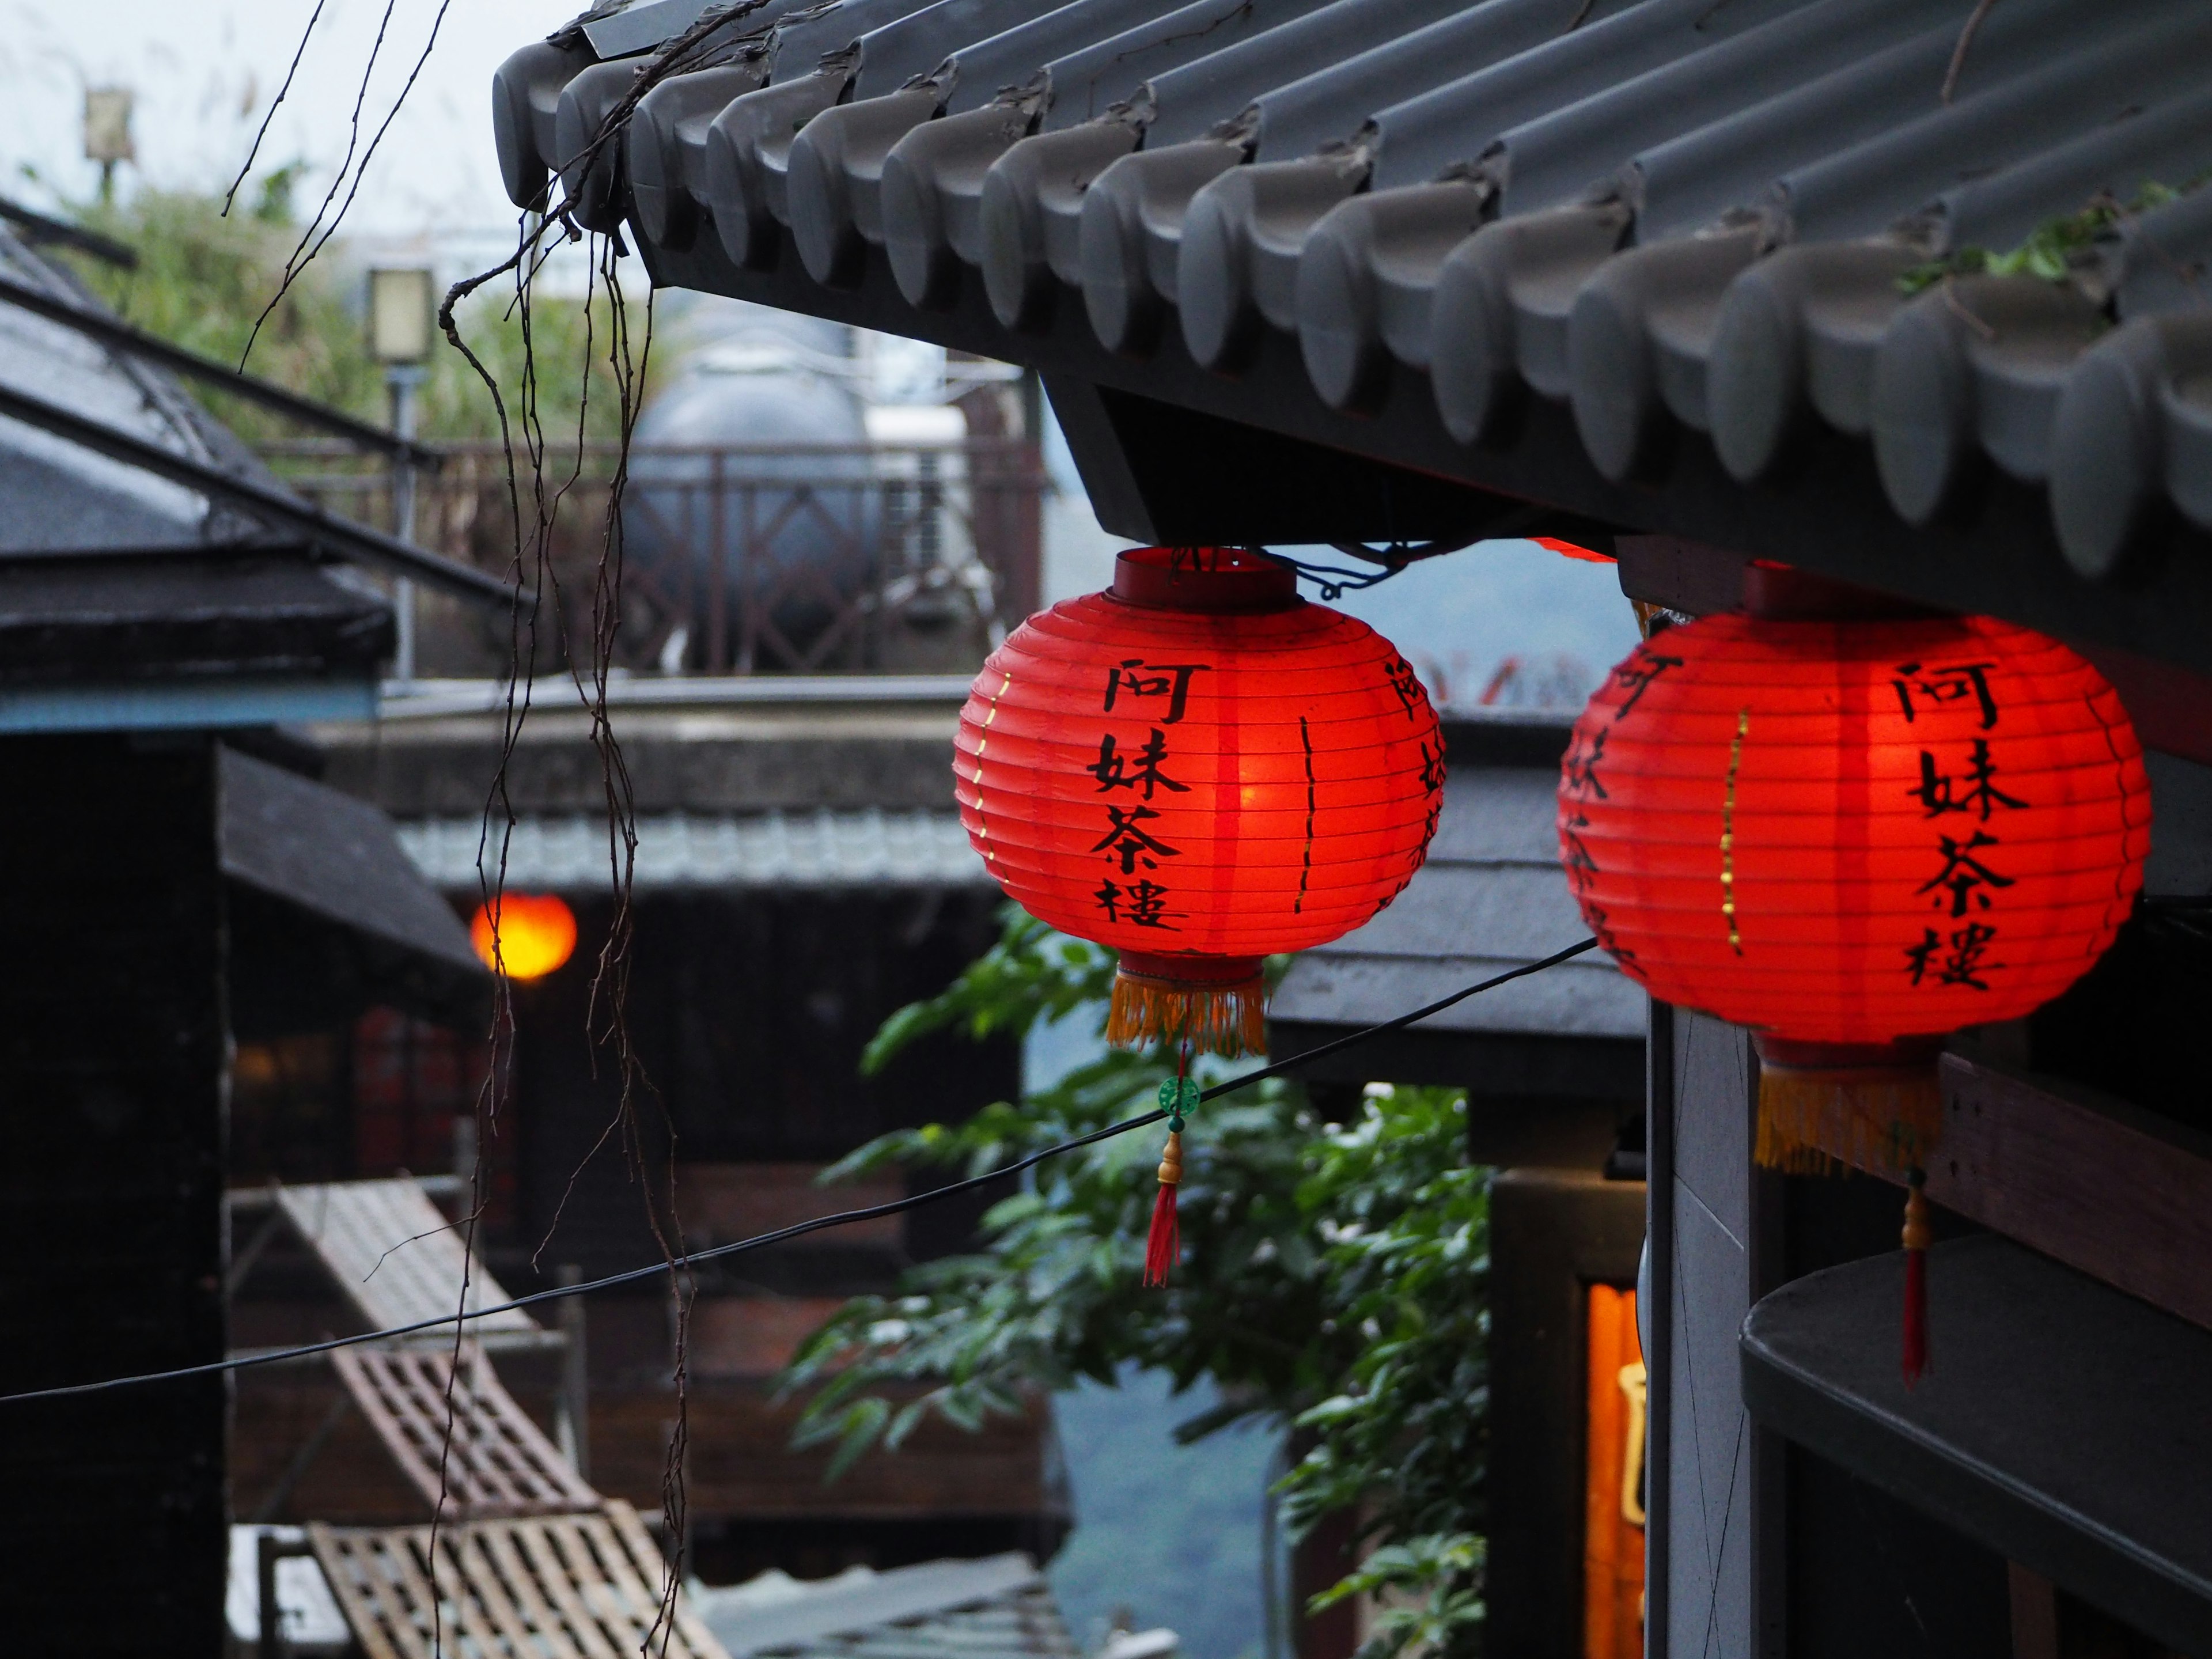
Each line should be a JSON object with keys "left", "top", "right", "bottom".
{"left": 556, "top": 1262, "right": 591, "bottom": 1480}
{"left": 0, "top": 734, "right": 229, "bottom": 1649}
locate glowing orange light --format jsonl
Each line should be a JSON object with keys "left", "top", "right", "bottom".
{"left": 470, "top": 893, "right": 577, "bottom": 980}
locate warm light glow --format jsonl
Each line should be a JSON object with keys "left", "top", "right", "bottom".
{"left": 470, "top": 894, "right": 577, "bottom": 980}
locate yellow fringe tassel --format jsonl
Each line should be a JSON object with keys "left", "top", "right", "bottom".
{"left": 1756, "top": 1064, "right": 1943, "bottom": 1177}
{"left": 1107, "top": 972, "right": 1267, "bottom": 1058}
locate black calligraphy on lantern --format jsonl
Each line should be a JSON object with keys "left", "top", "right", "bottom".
{"left": 1916, "top": 829, "right": 2016, "bottom": 917}
{"left": 1611, "top": 652, "right": 1684, "bottom": 720}
{"left": 1904, "top": 922, "right": 2003, "bottom": 990}
{"left": 1416, "top": 738, "right": 1446, "bottom": 795}
{"left": 1089, "top": 729, "right": 1190, "bottom": 800}
{"left": 1891, "top": 660, "right": 1999, "bottom": 730}
{"left": 1092, "top": 804, "right": 1182, "bottom": 875}
{"left": 1096, "top": 877, "right": 1180, "bottom": 930}
{"left": 1562, "top": 728, "right": 1608, "bottom": 800}
{"left": 1558, "top": 716, "right": 1634, "bottom": 961}
{"left": 1909, "top": 738, "right": 2029, "bottom": 822}
{"left": 1382, "top": 656, "right": 1423, "bottom": 718}
{"left": 1103, "top": 659, "right": 1209, "bottom": 725}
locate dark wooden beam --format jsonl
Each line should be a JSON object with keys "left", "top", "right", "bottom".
{"left": 1612, "top": 533, "right": 2212, "bottom": 765}
{"left": 1785, "top": 1050, "right": 2212, "bottom": 1337}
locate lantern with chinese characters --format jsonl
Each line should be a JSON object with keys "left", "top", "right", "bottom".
{"left": 1557, "top": 566, "right": 2150, "bottom": 1375}
{"left": 957, "top": 546, "right": 1445, "bottom": 1279}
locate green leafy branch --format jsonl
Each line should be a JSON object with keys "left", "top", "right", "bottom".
{"left": 782, "top": 907, "right": 1491, "bottom": 1659}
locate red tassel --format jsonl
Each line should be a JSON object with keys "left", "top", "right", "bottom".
{"left": 1901, "top": 1172, "right": 1931, "bottom": 1387}
{"left": 1144, "top": 1130, "right": 1183, "bottom": 1287}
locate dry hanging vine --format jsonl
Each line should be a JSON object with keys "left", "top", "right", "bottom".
{"left": 216, "top": 5, "right": 782, "bottom": 1649}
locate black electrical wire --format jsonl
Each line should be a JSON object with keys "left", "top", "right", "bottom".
{"left": 0, "top": 937, "right": 1598, "bottom": 1407}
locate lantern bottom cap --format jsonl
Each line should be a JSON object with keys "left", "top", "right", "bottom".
{"left": 1109, "top": 955, "right": 1266, "bottom": 1058}
{"left": 1752, "top": 1034, "right": 1944, "bottom": 1177}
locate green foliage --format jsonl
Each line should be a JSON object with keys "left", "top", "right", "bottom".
{"left": 784, "top": 906, "right": 1488, "bottom": 1659}
{"left": 1308, "top": 1536, "right": 1486, "bottom": 1659}
{"left": 49, "top": 184, "right": 638, "bottom": 447}
{"left": 1899, "top": 179, "right": 2196, "bottom": 293}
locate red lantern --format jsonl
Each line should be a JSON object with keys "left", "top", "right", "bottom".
{"left": 1557, "top": 567, "right": 2150, "bottom": 1376}
{"left": 957, "top": 546, "right": 1445, "bottom": 1279}
{"left": 959, "top": 546, "right": 1444, "bottom": 1048}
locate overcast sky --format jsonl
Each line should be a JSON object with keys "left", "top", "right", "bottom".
{"left": 3, "top": 0, "right": 574, "bottom": 234}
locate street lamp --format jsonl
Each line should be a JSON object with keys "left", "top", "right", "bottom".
{"left": 84, "top": 87, "right": 134, "bottom": 203}
{"left": 369, "top": 266, "right": 434, "bottom": 681}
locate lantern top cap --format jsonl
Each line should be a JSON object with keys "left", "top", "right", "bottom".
{"left": 1111, "top": 546, "right": 1301, "bottom": 614}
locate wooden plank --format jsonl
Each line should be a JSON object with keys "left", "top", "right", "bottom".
{"left": 606, "top": 1503, "right": 722, "bottom": 1659}
{"left": 1927, "top": 1054, "right": 2212, "bottom": 1335}
{"left": 591, "top": 1505, "right": 700, "bottom": 1657}
{"left": 307, "top": 1510, "right": 729, "bottom": 1659}
{"left": 444, "top": 1523, "right": 546, "bottom": 1659}
{"left": 278, "top": 1179, "right": 539, "bottom": 1336}
{"left": 309, "top": 1528, "right": 410, "bottom": 1659}
{"left": 480, "top": 1520, "right": 589, "bottom": 1659}
{"left": 512, "top": 1516, "right": 628, "bottom": 1659}
{"left": 1797, "top": 1054, "right": 2212, "bottom": 1334}
{"left": 334, "top": 1342, "right": 601, "bottom": 1518}
{"left": 556, "top": 1511, "right": 652, "bottom": 1652}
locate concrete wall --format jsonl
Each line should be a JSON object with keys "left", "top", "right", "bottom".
{"left": 1658, "top": 1009, "right": 1760, "bottom": 1659}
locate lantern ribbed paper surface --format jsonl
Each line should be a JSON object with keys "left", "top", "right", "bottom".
{"left": 956, "top": 546, "right": 1444, "bottom": 1056}
{"left": 1559, "top": 611, "right": 2147, "bottom": 1041}
{"left": 1560, "top": 607, "right": 2149, "bottom": 1178}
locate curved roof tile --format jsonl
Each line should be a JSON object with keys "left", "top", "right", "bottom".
{"left": 495, "top": 0, "right": 2212, "bottom": 618}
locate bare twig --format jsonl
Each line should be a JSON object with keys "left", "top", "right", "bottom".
{"left": 1941, "top": 0, "right": 1998, "bottom": 104}
{"left": 223, "top": 0, "right": 328, "bottom": 217}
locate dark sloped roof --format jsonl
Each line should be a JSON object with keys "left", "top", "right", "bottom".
{"left": 498, "top": 0, "right": 2212, "bottom": 674}
{"left": 0, "top": 554, "right": 389, "bottom": 684}
{"left": 221, "top": 745, "right": 490, "bottom": 1034}
{"left": 1268, "top": 714, "right": 1643, "bottom": 1088}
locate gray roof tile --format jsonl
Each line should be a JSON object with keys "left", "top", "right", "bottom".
{"left": 507, "top": 0, "right": 2212, "bottom": 590}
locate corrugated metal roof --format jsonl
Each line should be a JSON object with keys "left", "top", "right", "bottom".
{"left": 696, "top": 1553, "right": 1082, "bottom": 1659}
{"left": 400, "top": 806, "right": 991, "bottom": 890}
{"left": 0, "top": 221, "right": 290, "bottom": 554}
{"left": 500, "top": 0, "right": 2212, "bottom": 586}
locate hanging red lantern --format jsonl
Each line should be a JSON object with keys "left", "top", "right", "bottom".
{"left": 1557, "top": 566, "right": 2150, "bottom": 1377}
{"left": 957, "top": 546, "right": 1445, "bottom": 1279}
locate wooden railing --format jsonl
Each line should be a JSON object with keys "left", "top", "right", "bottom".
{"left": 263, "top": 438, "right": 1047, "bottom": 680}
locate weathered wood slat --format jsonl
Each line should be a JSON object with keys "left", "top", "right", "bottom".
{"left": 513, "top": 1516, "right": 629, "bottom": 1659}
{"left": 451, "top": 1524, "right": 546, "bottom": 1658}
{"left": 278, "top": 1179, "right": 540, "bottom": 1336}
{"left": 481, "top": 1522, "right": 588, "bottom": 1659}
{"left": 332, "top": 1342, "right": 601, "bottom": 1519}
{"left": 307, "top": 1503, "right": 725, "bottom": 1659}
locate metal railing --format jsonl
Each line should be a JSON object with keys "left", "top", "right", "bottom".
{"left": 263, "top": 438, "right": 1047, "bottom": 680}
